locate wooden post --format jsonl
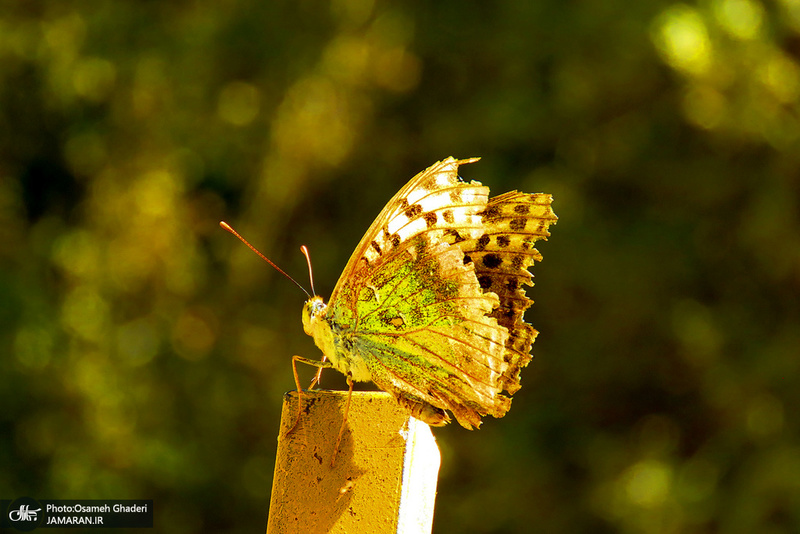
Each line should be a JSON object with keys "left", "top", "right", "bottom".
{"left": 266, "top": 390, "right": 441, "bottom": 534}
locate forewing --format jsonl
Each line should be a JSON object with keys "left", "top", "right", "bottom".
{"left": 329, "top": 157, "right": 486, "bottom": 305}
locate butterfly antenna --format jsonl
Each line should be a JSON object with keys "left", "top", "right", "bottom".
{"left": 300, "top": 245, "right": 317, "bottom": 296}
{"left": 220, "top": 221, "right": 312, "bottom": 299}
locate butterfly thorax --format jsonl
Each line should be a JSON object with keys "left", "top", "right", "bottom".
{"left": 302, "top": 296, "right": 373, "bottom": 382}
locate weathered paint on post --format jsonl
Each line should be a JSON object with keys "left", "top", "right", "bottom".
{"left": 266, "top": 390, "right": 440, "bottom": 534}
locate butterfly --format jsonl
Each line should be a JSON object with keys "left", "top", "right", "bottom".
{"left": 293, "top": 157, "right": 557, "bottom": 431}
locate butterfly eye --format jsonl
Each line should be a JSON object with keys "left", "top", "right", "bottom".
{"left": 301, "top": 301, "right": 313, "bottom": 329}
{"left": 301, "top": 297, "right": 326, "bottom": 332}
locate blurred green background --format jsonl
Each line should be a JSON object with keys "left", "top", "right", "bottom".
{"left": 2, "top": 0, "right": 799, "bottom": 532}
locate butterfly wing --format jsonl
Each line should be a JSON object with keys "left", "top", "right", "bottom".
{"left": 460, "top": 191, "right": 558, "bottom": 394}
{"left": 321, "top": 157, "right": 555, "bottom": 428}
{"left": 329, "top": 157, "right": 486, "bottom": 297}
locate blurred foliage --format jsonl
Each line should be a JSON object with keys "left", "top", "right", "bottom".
{"left": 1, "top": 0, "right": 800, "bottom": 532}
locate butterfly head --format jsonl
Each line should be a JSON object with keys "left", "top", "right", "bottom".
{"left": 302, "top": 296, "right": 327, "bottom": 336}
{"left": 302, "top": 295, "right": 340, "bottom": 368}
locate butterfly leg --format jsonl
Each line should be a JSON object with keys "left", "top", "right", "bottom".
{"left": 330, "top": 372, "right": 354, "bottom": 467}
{"left": 286, "top": 355, "right": 334, "bottom": 436}
{"left": 308, "top": 356, "right": 328, "bottom": 390}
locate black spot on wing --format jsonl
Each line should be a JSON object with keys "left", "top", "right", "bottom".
{"left": 482, "top": 254, "right": 502, "bottom": 269}
{"left": 514, "top": 204, "right": 530, "bottom": 214}
{"left": 510, "top": 218, "right": 527, "bottom": 231}
{"left": 421, "top": 176, "right": 437, "bottom": 190}
{"left": 482, "top": 205, "right": 501, "bottom": 220}
{"left": 422, "top": 211, "right": 437, "bottom": 228}
{"left": 405, "top": 203, "right": 423, "bottom": 219}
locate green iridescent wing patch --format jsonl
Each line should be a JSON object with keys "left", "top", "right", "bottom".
{"left": 303, "top": 157, "right": 556, "bottom": 429}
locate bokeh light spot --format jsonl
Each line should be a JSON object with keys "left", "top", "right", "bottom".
{"left": 623, "top": 460, "right": 673, "bottom": 508}
{"left": 373, "top": 48, "right": 421, "bottom": 93}
{"left": 683, "top": 85, "right": 726, "bottom": 129}
{"left": 89, "top": 401, "right": 135, "bottom": 444}
{"left": 331, "top": 0, "right": 375, "bottom": 27}
{"left": 6, "top": 19, "right": 41, "bottom": 60}
{"left": 653, "top": 5, "right": 712, "bottom": 76}
{"left": 134, "top": 170, "right": 179, "bottom": 219}
{"left": 272, "top": 75, "right": 354, "bottom": 166}
{"left": 52, "top": 229, "right": 100, "bottom": 279}
{"left": 14, "top": 326, "right": 54, "bottom": 371}
{"left": 73, "top": 355, "right": 120, "bottom": 404}
{"left": 782, "top": 0, "right": 800, "bottom": 31}
{"left": 713, "top": 0, "right": 764, "bottom": 40}
{"left": 117, "top": 318, "right": 160, "bottom": 366}
{"left": 72, "top": 57, "right": 116, "bottom": 102}
{"left": 761, "top": 52, "right": 800, "bottom": 104}
{"left": 61, "top": 285, "right": 110, "bottom": 342}
{"left": 107, "top": 235, "right": 154, "bottom": 293}
{"left": 368, "top": 10, "right": 414, "bottom": 48}
{"left": 43, "top": 12, "right": 86, "bottom": 55}
{"left": 218, "top": 81, "right": 261, "bottom": 126}
{"left": 323, "top": 36, "right": 371, "bottom": 84}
